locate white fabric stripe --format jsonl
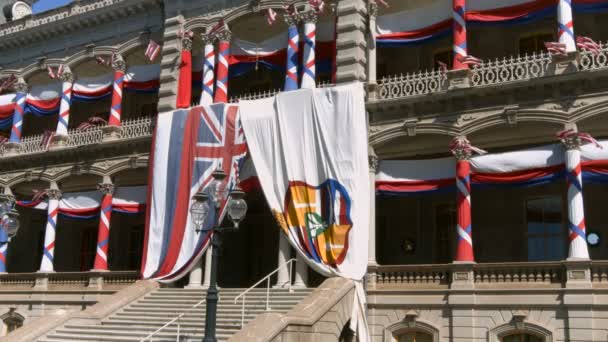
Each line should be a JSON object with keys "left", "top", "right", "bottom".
{"left": 377, "top": 158, "right": 455, "bottom": 182}
{"left": 456, "top": 178, "right": 470, "bottom": 204}
{"left": 457, "top": 225, "right": 473, "bottom": 246}
{"left": 124, "top": 64, "right": 161, "bottom": 83}
{"left": 301, "top": 22, "right": 317, "bottom": 90}
{"left": 56, "top": 80, "right": 73, "bottom": 136}
{"left": 558, "top": 0, "right": 576, "bottom": 52}
{"left": 232, "top": 33, "right": 287, "bottom": 56}
{"left": 453, "top": 45, "right": 467, "bottom": 57}
{"left": 96, "top": 246, "right": 107, "bottom": 262}
{"left": 73, "top": 73, "right": 113, "bottom": 93}
{"left": 39, "top": 198, "right": 59, "bottom": 272}
{"left": 26, "top": 82, "right": 62, "bottom": 101}
{"left": 143, "top": 112, "right": 173, "bottom": 278}
{"left": 0, "top": 94, "right": 15, "bottom": 106}
{"left": 112, "top": 186, "right": 147, "bottom": 205}
{"left": 200, "top": 43, "right": 215, "bottom": 106}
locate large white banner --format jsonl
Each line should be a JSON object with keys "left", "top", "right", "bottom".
{"left": 239, "top": 82, "right": 370, "bottom": 339}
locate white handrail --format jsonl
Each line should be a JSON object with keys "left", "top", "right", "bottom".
{"left": 234, "top": 258, "right": 297, "bottom": 328}
{"left": 139, "top": 297, "right": 206, "bottom": 342}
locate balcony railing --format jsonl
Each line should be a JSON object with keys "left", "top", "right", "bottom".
{"left": 374, "top": 42, "right": 608, "bottom": 101}
{"left": 0, "top": 116, "right": 154, "bottom": 158}
{"left": 370, "top": 261, "right": 606, "bottom": 289}
{"left": 0, "top": 270, "right": 139, "bottom": 289}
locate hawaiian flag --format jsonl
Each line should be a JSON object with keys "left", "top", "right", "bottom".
{"left": 40, "top": 130, "right": 55, "bottom": 150}
{"left": 457, "top": 55, "right": 482, "bottom": 67}
{"left": 0, "top": 75, "right": 17, "bottom": 93}
{"left": 266, "top": 8, "right": 277, "bottom": 25}
{"left": 142, "top": 103, "right": 247, "bottom": 282}
{"left": 145, "top": 40, "right": 162, "bottom": 62}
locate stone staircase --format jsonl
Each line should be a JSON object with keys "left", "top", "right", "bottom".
{"left": 38, "top": 287, "right": 313, "bottom": 342}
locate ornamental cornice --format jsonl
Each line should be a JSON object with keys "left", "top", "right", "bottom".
{"left": 0, "top": 0, "right": 161, "bottom": 47}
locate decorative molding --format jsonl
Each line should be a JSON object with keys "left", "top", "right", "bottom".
{"left": 46, "top": 189, "right": 62, "bottom": 200}
{"left": 97, "top": 183, "right": 115, "bottom": 195}
{"left": 111, "top": 54, "right": 127, "bottom": 72}
{"left": 550, "top": 97, "right": 587, "bottom": 111}
{"left": 504, "top": 105, "right": 519, "bottom": 125}
{"left": 181, "top": 37, "right": 193, "bottom": 51}
{"left": 489, "top": 320, "right": 553, "bottom": 342}
{"left": 384, "top": 317, "right": 440, "bottom": 342}
{"left": 402, "top": 119, "right": 418, "bottom": 137}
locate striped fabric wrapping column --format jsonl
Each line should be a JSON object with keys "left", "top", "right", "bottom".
{"left": 301, "top": 12, "right": 317, "bottom": 89}
{"left": 200, "top": 37, "right": 216, "bottom": 106}
{"left": 563, "top": 139, "right": 590, "bottom": 259}
{"left": 452, "top": 0, "right": 468, "bottom": 70}
{"left": 39, "top": 189, "right": 61, "bottom": 272}
{"left": 453, "top": 149, "right": 474, "bottom": 262}
{"left": 93, "top": 184, "right": 114, "bottom": 270}
{"left": 56, "top": 71, "right": 74, "bottom": 136}
{"left": 558, "top": 0, "right": 576, "bottom": 52}
{"left": 214, "top": 31, "right": 232, "bottom": 103}
{"left": 284, "top": 20, "right": 300, "bottom": 91}
{"left": 109, "top": 56, "right": 126, "bottom": 126}
{"left": 0, "top": 241, "right": 7, "bottom": 273}
{"left": 9, "top": 82, "right": 28, "bottom": 143}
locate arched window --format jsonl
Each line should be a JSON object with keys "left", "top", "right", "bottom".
{"left": 395, "top": 331, "right": 433, "bottom": 342}
{"left": 503, "top": 333, "right": 544, "bottom": 342}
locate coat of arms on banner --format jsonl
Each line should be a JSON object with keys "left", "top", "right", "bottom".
{"left": 273, "top": 179, "right": 352, "bottom": 267}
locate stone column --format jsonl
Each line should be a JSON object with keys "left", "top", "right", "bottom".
{"left": 275, "top": 233, "right": 291, "bottom": 288}
{"left": 558, "top": 0, "right": 576, "bottom": 53}
{"left": 92, "top": 179, "right": 114, "bottom": 271}
{"left": 176, "top": 34, "right": 193, "bottom": 109}
{"left": 157, "top": 15, "right": 185, "bottom": 113}
{"left": 560, "top": 127, "right": 590, "bottom": 260}
{"left": 335, "top": 0, "right": 368, "bottom": 84}
{"left": 452, "top": 0, "right": 468, "bottom": 70}
{"left": 6, "top": 80, "right": 28, "bottom": 154}
{"left": 54, "top": 68, "right": 74, "bottom": 146}
{"left": 186, "top": 256, "right": 204, "bottom": 289}
{"left": 366, "top": 1, "right": 378, "bottom": 99}
{"left": 102, "top": 54, "right": 126, "bottom": 141}
{"left": 202, "top": 245, "right": 213, "bottom": 288}
{"left": 300, "top": 10, "right": 317, "bottom": 89}
{"left": 199, "top": 34, "right": 216, "bottom": 106}
{"left": 214, "top": 29, "right": 232, "bottom": 103}
{"left": 368, "top": 147, "right": 378, "bottom": 267}
{"left": 284, "top": 15, "right": 300, "bottom": 91}
{"left": 0, "top": 191, "right": 15, "bottom": 274}
{"left": 293, "top": 254, "right": 308, "bottom": 288}
{"left": 451, "top": 139, "right": 475, "bottom": 263}
{"left": 39, "top": 185, "right": 61, "bottom": 273}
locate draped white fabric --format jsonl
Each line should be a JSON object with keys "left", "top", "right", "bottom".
{"left": 124, "top": 64, "right": 161, "bottom": 83}
{"left": 113, "top": 185, "right": 147, "bottom": 205}
{"left": 73, "top": 73, "right": 114, "bottom": 93}
{"left": 239, "top": 83, "right": 370, "bottom": 340}
{"left": 232, "top": 33, "right": 287, "bottom": 56}
{"left": 378, "top": 157, "right": 455, "bottom": 182}
{"left": 27, "top": 82, "right": 62, "bottom": 101}
{"left": 0, "top": 94, "right": 15, "bottom": 106}
{"left": 60, "top": 190, "right": 103, "bottom": 210}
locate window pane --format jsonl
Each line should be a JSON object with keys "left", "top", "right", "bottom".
{"left": 526, "top": 197, "right": 564, "bottom": 261}
{"left": 503, "top": 333, "right": 544, "bottom": 342}
{"left": 398, "top": 332, "right": 433, "bottom": 342}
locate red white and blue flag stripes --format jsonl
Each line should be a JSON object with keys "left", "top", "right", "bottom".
{"left": 558, "top": 0, "right": 576, "bottom": 52}
{"left": 9, "top": 90, "right": 26, "bottom": 143}
{"left": 142, "top": 103, "right": 247, "bottom": 282}
{"left": 285, "top": 24, "right": 300, "bottom": 91}
{"left": 0, "top": 94, "right": 16, "bottom": 130}
{"left": 39, "top": 194, "right": 59, "bottom": 272}
{"left": 376, "top": 0, "right": 608, "bottom": 48}
{"left": 109, "top": 70, "right": 125, "bottom": 126}
{"left": 0, "top": 228, "right": 7, "bottom": 273}
{"left": 301, "top": 19, "right": 317, "bottom": 89}
{"left": 453, "top": 0, "right": 468, "bottom": 70}
{"left": 200, "top": 41, "right": 216, "bottom": 106}
{"left": 93, "top": 189, "right": 113, "bottom": 270}
{"left": 214, "top": 40, "right": 231, "bottom": 103}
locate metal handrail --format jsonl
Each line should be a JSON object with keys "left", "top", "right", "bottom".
{"left": 234, "top": 258, "right": 296, "bottom": 328}
{"left": 139, "top": 297, "right": 206, "bottom": 342}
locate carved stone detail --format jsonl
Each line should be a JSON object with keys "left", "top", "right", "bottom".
{"left": 46, "top": 189, "right": 62, "bottom": 200}
{"left": 111, "top": 54, "right": 127, "bottom": 72}
{"left": 299, "top": 10, "right": 318, "bottom": 24}
{"left": 503, "top": 105, "right": 519, "bottom": 125}
{"left": 97, "top": 183, "right": 115, "bottom": 195}
{"left": 181, "top": 37, "right": 193, "bottom": 51}
{"left": 402, "top": 119, "right": 418, "bottom": 136}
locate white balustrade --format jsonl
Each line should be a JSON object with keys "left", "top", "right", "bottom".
{"left": 376, "top": 70, "right": 447, "bottom": 100}
{"left": 470, "top": 52, "right": 552, "bottom": 87}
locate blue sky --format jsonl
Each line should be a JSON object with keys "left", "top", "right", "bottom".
{"left": 32, "top": 0, "right": 72, "bottom": 14}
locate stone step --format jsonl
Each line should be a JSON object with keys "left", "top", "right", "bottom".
{"left": 99, "top": 319, "right": 249, "bottom": 328}
{"left": 40, "top": 331, "right": 231, "bottom": 342}
{"left": 126, "top": 302, "right": 298, "bottom": 310}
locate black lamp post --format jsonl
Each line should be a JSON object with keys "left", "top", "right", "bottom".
{"left": 190, "top": 166, "right": 248, "bottom": 342}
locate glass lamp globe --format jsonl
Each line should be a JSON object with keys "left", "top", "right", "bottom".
{"left": 228, "top": 186, "right": 247, "bottom": 227}
{"left": 0, "top": 201, "right": 11, "bottom": 217}
{"left": 190, "top": 192, "right": 209, "bottom": 231}
{"left": 2, "top": 209, "right": 20, "bottom": 238}
{"left": 208, "top": 167, "right": 227, "bottom": 204}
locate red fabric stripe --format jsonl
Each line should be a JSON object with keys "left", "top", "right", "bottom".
{"left": 376, "top": 179, "right": 455, "bottom": 192}
{"left": 141, "top": 121, "right": 157, "bottom": 278}
{"left": 0, "top": 104, "right": 14, "bottom": 118}
{"left": 177, "top": 50, "right": 193, "bottom": 109}
{"left": 466, "top": 0, "right": 556, "bottom": 22}
{"left": 26, "top": 98, "right": 61, "bottom": 110}
{"left": 377, "top": 19, "right": 452, "bottom": 39}
{"left": 471, "top": 164, "right": 564, "bottom": 183}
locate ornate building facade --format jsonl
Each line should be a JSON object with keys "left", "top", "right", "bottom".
{"left": 0, "top": 0, "right": 607, "bottom": 341}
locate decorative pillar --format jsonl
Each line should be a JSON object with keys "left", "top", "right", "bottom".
{"left": 560, "top": 132, "right": 590, "bottom": 260}
{"left": 367, "top": 2, "right": 378, "bottom": 99}
{"left": 202, "top": 245, "right": 213, "bottom": 288}
{"left": 452, "top": 141, "right": 474, "bottom": 262}
{"left": 293, "top": 254, "right": 308, "bottom": 288}
{"left": 558, "top": 0, "right": 576, "bottom": 53}
{"left": 109, "top": 55, "right": 126, "bottom": 126}
{"left": 8, "top": 81, "right": 28, "bottom": 144}
{"left": 452, "top": 0, "right": 468, "bottom": 70}
{"left": 177, "top": 35, "right": 193, "bottom": 108}
{"left": 275, "top": 233, "right": 291, "bottom": 288}
{"left": 39, "top": 188, "right": 61, "bottom": 272}
{"left": 187, "top": 258, "right": 204, "bottom": 288}
{"left": 92, "top": 181, "right": 114, "bottom": 271}
{"left": 0, "top": 194, "right": 14, "bottom": 274}
{"left": 368, "top": 148, "right": 379, "bottom": 266}
{"left": 284, "top": 16, "right": 300, "bottom": 91}
{"left": 55, "top": 68, "right": 74, "bottom": 137}
{"left": 214, "top": 30, "right": 232, "bottom": 103}
{"left": 200, "top": 35, "right": 216, "bottom": 106}
{"left": 301, "top": 11, "right": 317, "bottom": 89}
